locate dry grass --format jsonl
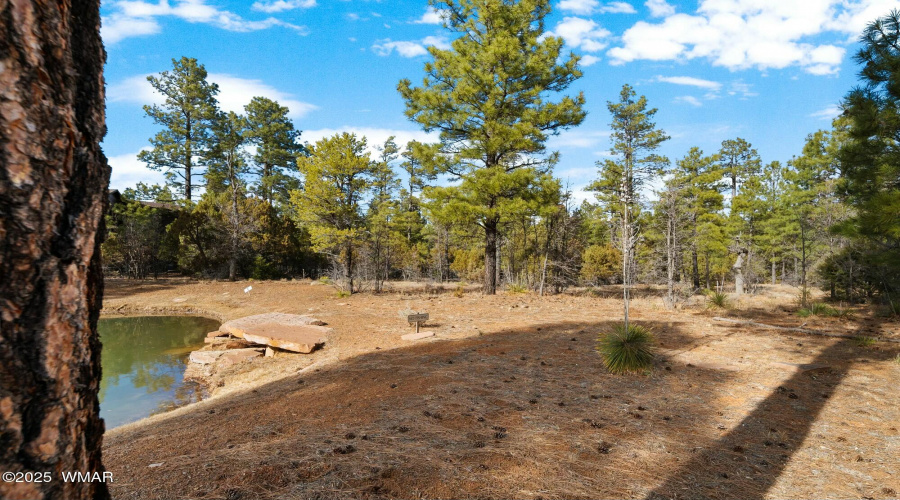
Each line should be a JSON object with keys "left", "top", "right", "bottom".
{"left": 102, "top": 279, "right": 900, "bottom": 499}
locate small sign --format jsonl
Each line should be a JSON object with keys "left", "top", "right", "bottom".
{"left": 407, "top": 313, "right": 429, "bottom": 324}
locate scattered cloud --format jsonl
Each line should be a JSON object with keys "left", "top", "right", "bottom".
{"left": 108, "top": 148, "right": 166, "bottom": 191}
{"left": 599, "top": 2, "right": 637, "bottom": 14}
{"left": 728, "top": 81, "right": 758, "bottom": 98}
{"left": 810, "top": 104, "right": 842, "bottom": 119}
{"left": 674, "top": 95, "right": 703, "bottom": 107}
{"left": 102, "top": 0, "right": 308, "bottom": 45}
{"left": 372, "top": 36, "right": 450, "bottom": 57}
{"left": 251, "top": 0, "right": 316, "bottom": 13}
{"left": 559, "top": 0, "right": 636, "bottom": 15}
{"left": 644, "top": 0, "right": 674, "bottom": 17}
{"left": 580, "top": 54, "right": 601, "bottom": 66}
{"left": 608, "top": 0, "right": 861, "bottom": 75}
{"left": 655, "top": 75, "right": 721, "bottom": 90}
{"left": 412, "top": 6, "right": 446, "bottom": 24}
{"left": 559, "top": 0, "right": 599, "bottom": 15}
{"left": 547, "top": 17, "right": 611, "bottom": 52}
{"left": 302, "top": 127, "right": 440, "bottom": 156}
{"left": 108, "top": 73, "right": 318, "bottom": 120}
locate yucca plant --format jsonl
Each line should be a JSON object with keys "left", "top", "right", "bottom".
{"left": 597, "top": 324, "right": 655, "bottom": 374}
{"left": 854, "top": 335, "right": 876, "bottom": 347}
{"left": 708, "top": 291, "right": 729, "bottom": 309}
{"left": 810, "top": 302, "right": 838, "bottom": 316}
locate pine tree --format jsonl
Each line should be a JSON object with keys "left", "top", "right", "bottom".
{"left": 838, "top": 9, "right": 900, "bottom": 301}
{"left": 719, "top": 138, "right": 763, "bottom": 294}
{"left": 398, "top": 0, "right": 586, "bottom": 294}
{"left": 138, "top": 57, "right": 220, "bottom": 202}
{"left": 244, "top": 96, "right": 304, "bottom": 206}
{"left": 590, "top": 84, "right": 669, "bottom": 330}
{"left": 291, "top": 133, "right": 375, "bottom": 292}
{"left": 670, "top": 147, "right": 724, "bottom": 289}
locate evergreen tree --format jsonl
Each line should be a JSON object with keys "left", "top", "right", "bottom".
{"left": 398, "top": 0, "right": 586, "bottom": 294}
{"left": 786, "top": 130, "right": 837, "bottom": 299}
{"left": 291, "top": 133, "right": 375, "bottom": 292}
{"left": 670, "top": 147, "right": 724, "bottom": 289}
{"left": 838, "top": 9, "right": 900, "bottom": 301}
{"left": 138, "top": 57, "right": 220, "bottom": 201}
{"left": 244, "top": 96, "right": 304, "bottom": 206}
{"left": 206, "top": 111, "right": 253, "bottom": 280}
{"left": 590, "top": 84, "right": 669, "bottom": 330}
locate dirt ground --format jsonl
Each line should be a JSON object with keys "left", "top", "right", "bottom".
{"left": 102, "top": 278, "right": 900, "bottom": 499}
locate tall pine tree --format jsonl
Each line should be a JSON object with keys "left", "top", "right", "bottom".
{"left": 398, "top": 0, "right": 586, "bottom": 294}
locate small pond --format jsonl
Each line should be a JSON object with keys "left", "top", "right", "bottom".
{"left": 98, "top": 315, "right": 220, "bottom": 429}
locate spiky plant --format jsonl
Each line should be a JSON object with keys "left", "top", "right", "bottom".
{"left": 708, "top": 291, "right": 729, "bottom": 309}
{"left": 809, "top": 302, "right": 838, "bottom": 316}
{"left": 854, "top": 335, "right": 876, "bottom": 347}
{"left": 597, "top": 324, "right": 655, "bottom": 374}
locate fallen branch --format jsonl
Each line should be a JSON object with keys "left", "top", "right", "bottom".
{"left": 712, "top": 316, "right": 900, "bottom": 344}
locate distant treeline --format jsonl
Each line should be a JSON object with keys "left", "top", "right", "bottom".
{"left": 104, "top": 4, "right": 900, "bottom": 309}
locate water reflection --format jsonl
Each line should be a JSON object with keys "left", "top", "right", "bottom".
{"left": 99, "top": 315, "right": 220, "bottom": 428}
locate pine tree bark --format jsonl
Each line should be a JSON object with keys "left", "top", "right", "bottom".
{"left": 1, "top": 1, "right": 110, "bottom": 499}
{"left": 483, "top": 218, "right": 499, "bottom": 294}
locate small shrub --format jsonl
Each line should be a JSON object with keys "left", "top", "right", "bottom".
{"left": 318, "top": 276, "right": 331, "bottom": 284}
{"left": 506, "top": 283, "right": 528, "bottom": 294}
{"left": 799, "top": 302, "right": 838, "bottom": 317}
{"left": 708, "top": 291, "right": 729, "bottom": 309}
{"left": 453, "top": 282, "right": 465, "bottom": 298}
{"left": 597, "top": 323, "right": 655, "bottom": 374}
{"left": 335, "top": 290, "right": 350, "bottom": 298}
{"left": 833, "top": 307, "right": 855, "bottom": 320}
{"left": 854, "top": 335, "right": 876, "bottom": 347}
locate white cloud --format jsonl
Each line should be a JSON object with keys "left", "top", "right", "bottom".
{"left": 108, "top": 148, "right": 166, "bottom": 191}
{"left": 599, "top": 2, "right": 637, "bottom": 14}
{"left": 302, "top": 127, "right": 440, "bottom": 157}
{"left": 372, "top": 36, "right": 450, "bottom": 57}
{"left": 559, "top": 0, "right": 636, "bottom": 15}
{"left": 810, "top": 104, "right": 842, "bottom": 119}
{"left": 412, "top": 6, "right": 446, "bottom": 24}
{"left": 580, "top": 54, "right": 601, "bottom": 66}
{"left": 559, "top": 0, "right": 599, "bottom": 15}
{"left": 102, "top": 0, "right": 308, "bottom": 45}
{"left": 108, "top": 73, "right": 318, "bottom": 120}
{"left": 645, "top": 0, "right": 675, "bottom": 17}
{"left": 548, "top": 129, "right": 611, "bottom": 148}
{"left": 608, "top": 0, "right": 861, "bottom": 75}
{"left": 251, "top": 0, "right": 317, "bottom": 13}
{"left": 674, "top": 95, "right": 703, "bottom": 107}
{"left": 547, "top": 17, "right": 612, "bottom": 52}
{"left": 656, "top": 75, "right": 721, "bottom": 90}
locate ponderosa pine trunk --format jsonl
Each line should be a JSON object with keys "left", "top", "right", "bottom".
{"left": 1, "top": 1, "right": 110, "bottom": 499}
{"left": 484, "top": 218, "right": 499, "bottom": 294}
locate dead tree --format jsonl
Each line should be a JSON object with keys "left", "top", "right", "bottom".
{"left": 1, "top": 2, "right": 111, "bottom": 499}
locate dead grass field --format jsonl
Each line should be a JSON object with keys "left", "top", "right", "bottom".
{"left": 102, "top": 278, "right": 900, "bottom": 499}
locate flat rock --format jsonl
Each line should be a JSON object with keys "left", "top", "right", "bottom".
{"left": 401, "top": 331, "right": 435, "bottom": 341}
{"left": 217, "top": 313, "right": 330, "bottom": 353}
{"left": 220, "top": 313, "right": 326, "bottom": 334}
{"left": 217, "top": 348, "right": 265, "bottom": 368}
{"left": 206, "top": 330, "right": 229, "bottom": 339}
{"left": 190, "top": 350, "right": 226, "bottom": 365}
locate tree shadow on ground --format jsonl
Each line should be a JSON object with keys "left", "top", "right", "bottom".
{"left": 102, "top": 317, "right": 897, "bottom": 500}
{"left": 646, "top": 332, "right": 899, "bottom": 500}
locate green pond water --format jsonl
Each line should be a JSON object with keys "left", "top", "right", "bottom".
{"left": 98, "top": 315, "right": 220, "bottom": 429}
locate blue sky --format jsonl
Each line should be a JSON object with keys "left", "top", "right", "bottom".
{"left": 102, "top": 0, "right": 900, "bottom": 202}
